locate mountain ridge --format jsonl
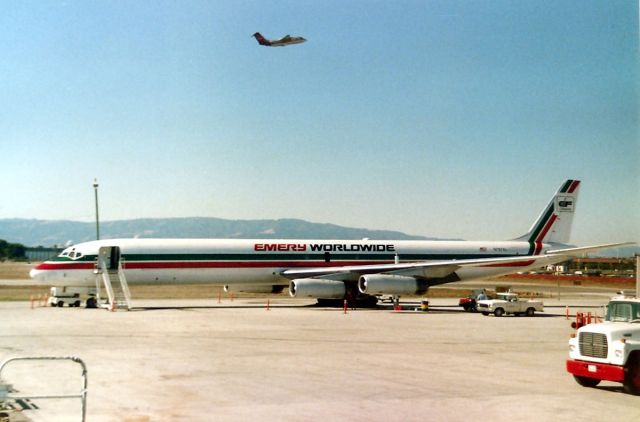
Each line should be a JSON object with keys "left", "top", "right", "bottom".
{"left": 0, "top": 217, "right": 438, "bottom": 247}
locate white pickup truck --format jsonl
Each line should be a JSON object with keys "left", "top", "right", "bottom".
{"left": 476, "top": 292, "right": 544, "bottom": 317}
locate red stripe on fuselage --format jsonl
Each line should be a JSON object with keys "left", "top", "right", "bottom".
{"left": 34, "top": 262, "right": 95, "bottom": 270}
{"left": 34, "top": 260, "right": 394, "bottom": 271}
{"left": 125, "top": 260, "right": 389, "bottom": 269}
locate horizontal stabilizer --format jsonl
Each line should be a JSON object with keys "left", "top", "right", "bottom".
{"left": 547, "top": 242, "right": 636, "bottom": 257}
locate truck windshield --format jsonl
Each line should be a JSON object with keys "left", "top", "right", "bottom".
{"left": 606, "top": 302, "right": 640, "bottom": 323}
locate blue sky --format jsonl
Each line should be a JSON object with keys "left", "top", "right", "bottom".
{"left": 1, "top": 0, "right": 638, "bottom": 245}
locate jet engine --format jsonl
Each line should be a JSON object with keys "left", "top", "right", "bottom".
{"left": 358, "top": 274, "right": 427, "bottom": 295}
{"left": 288, "top": 279, "right": 346, "bottom": 299}
{"left": 223, "top": 284, "right": 285, "bottom": 294}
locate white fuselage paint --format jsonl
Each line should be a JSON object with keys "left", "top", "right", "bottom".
{"left": 30, "top": 238, "right": 556, "bottom": 287}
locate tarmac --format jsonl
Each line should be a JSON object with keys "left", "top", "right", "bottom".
{"left": 1, "top": 294, "right": 639, "bottom": 422}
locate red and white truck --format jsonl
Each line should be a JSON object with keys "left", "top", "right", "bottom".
{"left": 566, "top": 295, "right": 640, "bottom": 395}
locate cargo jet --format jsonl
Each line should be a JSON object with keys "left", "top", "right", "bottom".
{"left": 252, "top": 32, "right": 306, "bottom": 47}
{"left": 29, "top": 180, "right": 631, "bottom": 306}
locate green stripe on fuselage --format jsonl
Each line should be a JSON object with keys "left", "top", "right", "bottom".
{"left": 66, "top": 252, "right": 514, "bottom": 263}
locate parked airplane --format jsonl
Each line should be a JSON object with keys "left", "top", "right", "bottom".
{"left": 252, "top": 32, "right": 306, "bottom": 47}
{"left": 29, "top": 180, "right": 630, "bottom": 305}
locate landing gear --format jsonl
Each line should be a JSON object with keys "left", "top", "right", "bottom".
{"left": 315, "top": 293, "right": 378, "bottom": 308}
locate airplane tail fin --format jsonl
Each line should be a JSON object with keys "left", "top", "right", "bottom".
{"left": 252, "top": 32, "right": 271, "bottom": 46}
{"left": 514, "top": 179, "right": 580, "bottom": 253}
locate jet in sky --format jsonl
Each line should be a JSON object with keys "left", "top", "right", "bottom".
{"left": 29, "top": 180, "right": 631, "bottom": 307}
{"left": 252, "top": 32, "right": 306, "bottom": 47}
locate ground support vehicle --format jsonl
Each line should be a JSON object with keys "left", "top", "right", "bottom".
{"left": 476, "top": 292, "right": 543, "bottom": 317}
{"left": 567, "top": 295, "right": 640, "bottom": 395}
{"left": 47, "top": 287, "right": 98, "bottom": 308}
{"left": 459, "top": 289, "right": 486, "bottom": 311}
{"left": 459, "top": 297, "right": 476, "bottom": 311}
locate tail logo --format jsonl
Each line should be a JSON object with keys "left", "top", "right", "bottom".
{"left": 556, "top": 197, "right": 574, "bottom": 212}
{"left": 518, "top": 179, "right": 581, "bottom": 254}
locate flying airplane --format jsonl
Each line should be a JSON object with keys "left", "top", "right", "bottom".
{"left": 29, "top": 180, "right": 631, "bottom": 306}
{"left": 252, "top": 32, "right": 306, "bottom": 47}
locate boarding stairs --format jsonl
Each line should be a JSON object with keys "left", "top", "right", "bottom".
{"left": 96, "top": 251, "right": 131, "bottom": 311}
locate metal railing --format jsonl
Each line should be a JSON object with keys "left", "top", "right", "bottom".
{"left": 0, "top": 356, "right": 87, "bottom": 422}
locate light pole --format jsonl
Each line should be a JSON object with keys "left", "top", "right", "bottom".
{"left": 93, "top": 178, "right": 100, "bottom": 240}
{"left": 636, "top": 253, "right": 640, "bottom": 297}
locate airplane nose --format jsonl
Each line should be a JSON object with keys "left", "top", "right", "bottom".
{"left": 30, "top": 263, "right": 46, "bottom": 281}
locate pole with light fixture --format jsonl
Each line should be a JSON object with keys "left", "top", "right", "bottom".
{"left": 93, "top": 178, "right": 100, "bottom": 240}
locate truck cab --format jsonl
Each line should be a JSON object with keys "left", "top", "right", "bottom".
{"left": 567, "top": 295, "right": 640, "bottom": 395}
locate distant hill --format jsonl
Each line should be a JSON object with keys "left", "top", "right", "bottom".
{"left": 0, "top": 218, "right": 436, "bottom": 247}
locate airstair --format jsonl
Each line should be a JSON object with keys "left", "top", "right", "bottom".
{"left": 96, "top": 246, "right": 131, "bottom": 311}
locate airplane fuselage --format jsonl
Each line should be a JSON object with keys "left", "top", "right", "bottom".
{"left": 30, "top": 238, "right": 557, "bottom": 287}
{"left": 270, "top": 37, "right": 305, "bottom": 46}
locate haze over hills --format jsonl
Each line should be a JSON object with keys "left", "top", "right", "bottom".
{"left": 0, "top": 218, "right": 436, "bottom": 247}
{"left": 1, "top": 218, "right": 636, "bottom": 258}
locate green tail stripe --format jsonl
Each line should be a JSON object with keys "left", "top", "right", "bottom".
{"left": 560, "top": 180, "right": 573, "bottom": 193}
{"left": 529, "top": 204, "right": 554, "bottom": 242}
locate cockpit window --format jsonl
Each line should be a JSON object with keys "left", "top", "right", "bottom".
{"left": 61, "top": 249, "right": 83, "bottom": 260}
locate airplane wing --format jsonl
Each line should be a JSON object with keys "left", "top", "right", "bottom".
{"left": 281, "top": 254, "right": 560, "bottom": 282}
{"left": 281, "top": 242, "right": 635, "bottom": 284}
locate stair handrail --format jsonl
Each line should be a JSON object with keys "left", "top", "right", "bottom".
{"left": 99, "top": 259, "right": 115, "bottom": 309}
{"left": 117, "top": 258, "right": 131, "bottom": 309}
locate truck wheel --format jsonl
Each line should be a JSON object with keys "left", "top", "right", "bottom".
{"left": 525, "top": 307, "right": 535, "bottom": 317}
{"left": 494, "top": 308, "right": 504, "bottom": 317}
{"left": 573, "top": 375, "right": 600, "bottom": 388}
{"left": 57, "top": 300, "right": 64, "bottom": 307}
{"left": 74, "top": 300, "right": 81, "bottom": 307}
{"left": 481, "top": 312, "right": 489, "bottom": 316}
{"left": 623, "top": 354, "right": 640, "bottom": 395}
